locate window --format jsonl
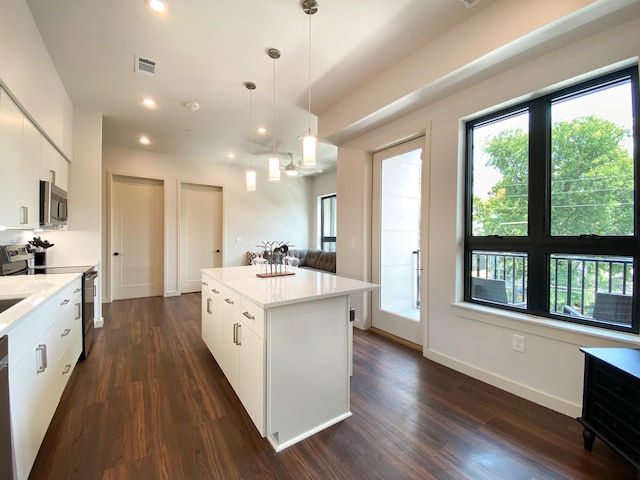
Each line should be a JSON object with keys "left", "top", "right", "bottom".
{"left": 465, "top": 66, "right": 639, "bottom": 333}
{"left": 320, "top": 194, "right": 336, "bottom": 252}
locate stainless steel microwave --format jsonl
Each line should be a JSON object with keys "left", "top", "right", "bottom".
{"left": 40, "top": 180, "right": 68, "bottom": 227}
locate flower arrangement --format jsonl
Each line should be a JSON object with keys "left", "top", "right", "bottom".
{"left": 28, "top": 236, "right": 55, "bottom": 253}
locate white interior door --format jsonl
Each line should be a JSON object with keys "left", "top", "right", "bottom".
{"left": 111, "top": 175, "right": 164, "bottom": 300}
{"left": 179, "top": 182, "right": 223, "bottom": 293}
{"left": 372, "top": 137, "right": 424, "bottom": 345}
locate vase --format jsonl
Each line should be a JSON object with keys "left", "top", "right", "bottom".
{"left": 34, "top": 252, "right": 46, "bottom": 266}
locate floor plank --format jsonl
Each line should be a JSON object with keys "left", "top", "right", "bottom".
{"left": 29, "top": 293, "right": 637, "bottom": 479}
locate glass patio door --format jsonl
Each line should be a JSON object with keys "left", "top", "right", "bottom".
{"left": 372, "top": 137, "right": 423, "bottom": 345}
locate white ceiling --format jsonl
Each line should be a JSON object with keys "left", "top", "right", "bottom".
{"left": 26, "top": 0, "right": 498, "bottom": 174}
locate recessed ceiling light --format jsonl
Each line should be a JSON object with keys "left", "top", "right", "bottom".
{"left": 257, "top": 127, "right": 267, "bottom": 135}
{"left": 142, "top": 97, "right": 156, "bottom": 108}
{"left": 226, "top": 153, "right": 235, "bottom": 159}
{"left": 139, "top": 136, "right": 150, "bottom": 145}
{"left": 146, "top": 0, "right": 168, "bottom": 13}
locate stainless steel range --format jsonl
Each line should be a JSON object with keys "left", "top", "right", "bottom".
{"left": 0, "top": 244, "right": 97, "bottom": 360}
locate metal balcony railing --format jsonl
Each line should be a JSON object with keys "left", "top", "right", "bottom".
{"left": 470, "top": 252, "right": 633, "bottom": 323}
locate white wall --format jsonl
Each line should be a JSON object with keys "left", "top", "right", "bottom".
{"left": 102, "top": 146, "right": 312, "bottom": 299}
{"left": 335, "top": 12, "right": 640, "bottom": 416}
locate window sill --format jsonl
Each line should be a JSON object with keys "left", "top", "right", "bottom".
{"left": 452, "top": 302, "right": 640, "bottom": 347}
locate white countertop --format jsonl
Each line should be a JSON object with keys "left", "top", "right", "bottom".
{"left": 0, "top": 273, "right": 82, "bottom": 337}
{"left": 201, "top": 265, "right": 379, "bottom": 309}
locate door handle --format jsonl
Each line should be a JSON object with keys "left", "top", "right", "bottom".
{"left": 113, "top": 252, "right": 121, "bottom": 256}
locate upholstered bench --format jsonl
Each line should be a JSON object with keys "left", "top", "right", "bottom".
{"left": 245, "top": 248, "right": 336, "bottom": 274}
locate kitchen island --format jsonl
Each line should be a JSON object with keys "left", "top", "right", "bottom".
{"left": 201, "top": 265, "right": 378, "bottom": 452}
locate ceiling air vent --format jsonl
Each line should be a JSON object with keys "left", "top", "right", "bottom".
{"left": 134, "top": 54, "right": 158, "bottom": 77}
{"left": 460, "top": 0, "right": 482, "bottom": 8}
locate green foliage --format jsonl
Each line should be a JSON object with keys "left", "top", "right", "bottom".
{"left": 473, "top": 116, "right": 633, "bottom": 237}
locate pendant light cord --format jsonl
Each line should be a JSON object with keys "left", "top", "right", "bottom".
{"left": 273, "top": 55, "right": 277, "bottom": 154}
{"left": 249, "top": 87, "right": 254, "bottom": 169}
{"left": 307, "top": 10, "right": 312, "bottom": 133}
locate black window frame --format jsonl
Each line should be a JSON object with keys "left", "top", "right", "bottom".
{"left": 320, "top": 194, "right": 336, "bottom": 252}
{"left": 464, "top": 66, "right": 640, "bottom": 334}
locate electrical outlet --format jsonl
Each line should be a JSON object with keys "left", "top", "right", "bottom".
{"left": 235, "top": 237, "right": 242, "bottom": 244}
{"left": 512, "top": 334, "right": 525, "bottom": 353}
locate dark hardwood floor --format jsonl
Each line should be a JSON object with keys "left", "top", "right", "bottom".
{"left": 29, "top": 294, "right": 637, "bottom": 479}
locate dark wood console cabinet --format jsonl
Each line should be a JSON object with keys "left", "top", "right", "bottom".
{"left": 578, "top": 347, "right": 640, "bottom": 470}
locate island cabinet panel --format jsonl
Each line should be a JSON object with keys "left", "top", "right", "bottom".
{"left": 201, "top": 266, "right": 377, "bottom": 452}
{"left": 266, "top": 296, "right": 350, "bottom": 450}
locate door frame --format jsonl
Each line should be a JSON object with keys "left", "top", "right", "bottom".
{"left": 370, "top": 127, "right": 431, "bottom": 350}
{"left": 105, "top": 171, "right": 167, "bottom": 302}
{"left": 177, "top": 180, "right": 225, "bottom": 293}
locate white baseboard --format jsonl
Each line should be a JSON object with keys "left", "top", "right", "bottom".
{"left": 425, "top": 348, "right": 581, "bottom": 418}
{"left": 164, "top": 291, "right": 180, "bottom": 297}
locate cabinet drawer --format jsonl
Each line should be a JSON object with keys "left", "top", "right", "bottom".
{"left": 240, "top": 297, "right": 265, "bottom": 339}
{"left": 589, "top": 357, "right": 640, "bottom": 412}
{"left": 221, "top": 288, "right": 240, "bottom": 317}
{"left": 587, "top": 395, "right": 640, "bottom": 463}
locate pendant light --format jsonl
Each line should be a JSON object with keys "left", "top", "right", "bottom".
{"left": 302, "top": 0, "right": 318, "bottom": 167}
{"left": 245, "top": 82, "right": 257, "bottom": 192}
{"left": 267, "top": 48, "right": 281, "bottom": 182}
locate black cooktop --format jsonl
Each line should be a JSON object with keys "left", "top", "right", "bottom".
{"left": 29, "top": 265, "right": 95, "bottom": 275}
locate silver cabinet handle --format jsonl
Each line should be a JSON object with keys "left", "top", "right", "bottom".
{"left": 212, "top": 288, "right": 220, "bottom": 294}
{"left": 236, "top": 323, "right": 241, "bottom": 346}
{"left": 74, "top": 288, "right": 81, "bottom": 293}
{"left": 202, "top": 281, "right": 209, "bottom": 286}
{"left": 36, "top": 344, "right": 47, "bottom": 374}
{"left": 20, "top": 206, "right": 28, "bottom": 224}
{"left": 60, "top": 299, "right": 70, "bottom": 306}
{"left": 62, "top": 364, "right": 71, "bottom": 375}
{"left": 75, "top": 303, "right": 81, "bottom": 320}
{"left": 206, "top": 297, "right": 212, "bottom": 314}
{"left": 242, "top": 311, "right": 255, "bottom": 320}
{"left": 232, "top": 323, "right": 238, "bottom": 344}
{"left": 61, "top": 328, "right": 71, "bottom": 337}
{"left": 224, "top": 298, "right": 234, "bottom": 305}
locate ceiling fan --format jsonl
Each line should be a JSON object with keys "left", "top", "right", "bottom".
{"left": 282, "top": 153, "right": 323, "bottom": 177}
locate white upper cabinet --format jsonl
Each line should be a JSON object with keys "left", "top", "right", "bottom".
{"left": 39, "top": 137, "right": 69, "bottom": 191}
{"left": 0, "top": 88, "right": 39, "bottom": 229}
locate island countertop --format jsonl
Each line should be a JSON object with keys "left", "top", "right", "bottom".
{"left": 201, "top": 265, "right": 378, "bottom": 309}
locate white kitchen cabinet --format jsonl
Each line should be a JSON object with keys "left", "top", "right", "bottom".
{"left": 201, "top": 277, "right": 223, "bottom": 361}
{"left": 0, "top": 88, "right": 39, "bottom": 229}
{"left": 39, "top": 137, "right": 68, "bottom": 191}
{"left": 8, "top": 277, "right": 82, "bottom": 480}
{"left": 237, "top": 318, "right": 265, "bottom": 434}
{"left": 221, "top": 288, "right": 240, "bottom": 392}
{"left": 201, "top": 273, "right": 265, "bottom": 434}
